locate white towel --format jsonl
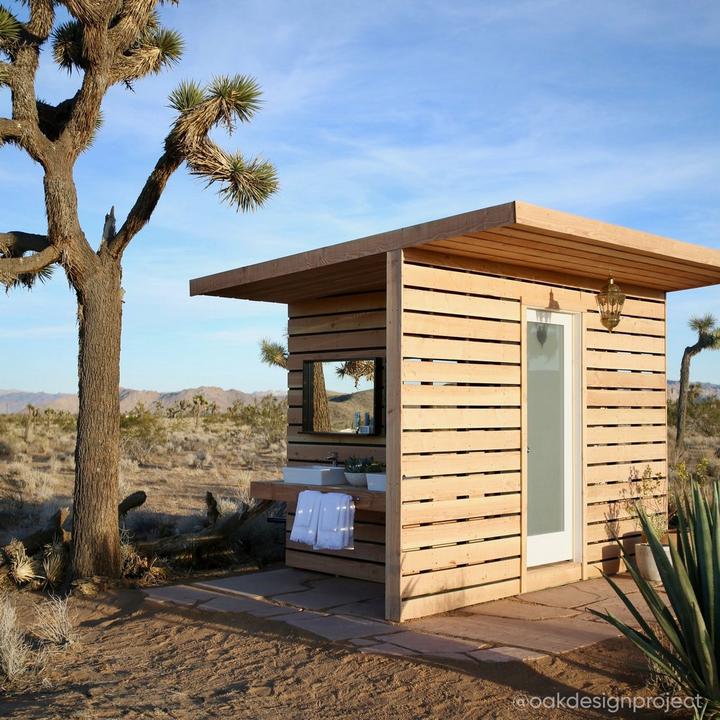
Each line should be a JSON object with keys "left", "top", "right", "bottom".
{"left": 314, "top": 493, "right": 355, "bottom": 550}
{"left": 289, "top": 490, "right": 323, "bottom": 546}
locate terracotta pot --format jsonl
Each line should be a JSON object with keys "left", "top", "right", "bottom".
{"left": 636, "top": 542, "right": 672, "bottom": 583}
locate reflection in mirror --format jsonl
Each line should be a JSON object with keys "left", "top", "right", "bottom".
{"left": 303, "top": 359, "right": 382, "bottom": 435}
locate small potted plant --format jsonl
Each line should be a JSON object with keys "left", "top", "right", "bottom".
{"left": 344, "top": 457, "right": 368, "bottom": 487}
{"left": 621, "top": 465, "right": 671, "bottom": 583}
{"left": 365, "top": 459, "right": 386, "bottom": 492}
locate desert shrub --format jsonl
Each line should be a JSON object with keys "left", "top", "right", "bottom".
{"left": 4, "top": 540, "right": 41, "bottom": 587}
{"left": 33, "top": 597, "right": 76, "bottom": 647}
{"left": 234, "top": 396, "right": 287, "bottom": 447}
{"left": 121, "top": 403, "right": 168, "bottom": 464}
{"left": 591, "top": 480, "right": 720, "bottom": 717}
{"left": 0, "top": 438, "right": 16, "bottom": 461}
{"left": 0, "top": 594, "right": 36, "bottom": 683}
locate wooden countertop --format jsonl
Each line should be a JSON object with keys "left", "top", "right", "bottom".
{"left": 251, "top": 479, "right": 386, "bottom": 513}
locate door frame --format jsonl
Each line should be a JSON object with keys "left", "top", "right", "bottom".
{"left": 522, "top": 306, "right": 583, "bottom": 572}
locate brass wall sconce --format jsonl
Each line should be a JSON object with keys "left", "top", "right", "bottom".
{"left": 596, "top": 278, "right": 625, "bottom": 331}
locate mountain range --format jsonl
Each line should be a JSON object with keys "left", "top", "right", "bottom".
{"left": 1, "top": 381, "right": 718, "bottom": 414}
{"left": 0, "top": 387, "right": 284, "bottom": 414}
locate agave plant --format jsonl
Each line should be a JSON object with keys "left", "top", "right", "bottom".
{"left": 590, "top": 480, "right": 720, "bottom": 716}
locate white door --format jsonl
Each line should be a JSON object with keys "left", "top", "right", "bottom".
{"left": 526, "top": 309, "right": 578, "bottom": 567}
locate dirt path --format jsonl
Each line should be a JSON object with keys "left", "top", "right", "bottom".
{"left": 0, "top": 589, "right": 677, "bottom": 719}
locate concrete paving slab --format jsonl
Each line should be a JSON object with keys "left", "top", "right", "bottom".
{"left": 194, "top": 568, "right": 322, "bottom": 599}
{"left": 280, "top": 612, "right": 396, "bottom": 641}
{"left": 144, "top": 585, "right": 220, "bottom": 607}
{"left": 360, "top": 643, "right": 418, "bottom": 657}
{"left": 382, "top": 630, "right": 484, "bottom": 656}
{"left": 202, "top": 594, "right": 282, "bottom": 615}
{"left": 464, "top": 597, "right": 580, "bottom": 620}
{"left": 470, "top": 646, "right": 547, "bottom": 663}
{"left": 244, "top": 605, "right": 301, "bottom": 619}
{"left": 409, "top": 614, "right": 620, "bottom": 654}
{"left": 276, "top": 576, "right": 384, "bottom": 609}
{"left": 516, "top": 583, "right": 606, "bottom": 609}
{"left": 330, "top": 596, "right": 385, "bottom": 620}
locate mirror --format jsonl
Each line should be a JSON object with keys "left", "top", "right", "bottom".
{"left": 302, "top": 358, "right": 384, "bottom": 435}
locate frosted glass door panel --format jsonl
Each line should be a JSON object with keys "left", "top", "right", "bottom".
{"left": 527, "top": 321, "right": 565, "bottom": 537}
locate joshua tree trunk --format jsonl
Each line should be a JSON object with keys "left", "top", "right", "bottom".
{"left": 675, "top": 346, "right": 698, "bottom": 454}
{"left": 312, "top": 363, "right": 331, "bottom": 432}
{"left": 72, "top": 259, "right": 123, "bottom": 577}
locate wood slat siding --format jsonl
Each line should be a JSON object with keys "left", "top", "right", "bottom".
{"left": 395, "top": 247, "right": 668, "bottom": 620}
{"left": 285, "top": 291, "right": 387, "bottom": 582}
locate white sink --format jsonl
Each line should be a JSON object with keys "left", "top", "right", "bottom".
{"left": 282, "top": 465, "right": 347, "bottom": 486}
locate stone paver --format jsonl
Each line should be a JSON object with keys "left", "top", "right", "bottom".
{"left": 144, "top": 585, "right": 221, "bottom": 607}
{"left": 516, "top": 583, "right": 605, "bottom": 609}
{"left": 276, "top": 576, "right": 383, "bottom": 610}
{"left": 280, "top": 612, "right": 397, "bottom": 641}
{"left": 464, "top": 597, "right": 580, "bottom": 621}
{"left": 145, "top": 570, "right": 654, "bottom": 664}
{"left": 203, "top": 594, "right": 289, "bottom": 616}
{"left": 194, "top": 568, "right": 322, "bottom": 599}
{"left": 470, "top": 646, "right": 548, "bottom": 663}
{"left": 360, "top": 643, "right": 418, "bottom": 657}
{"left": 382, "top": 630, "right": 484, "bottom": 656}
{"left": 409, "top": 614, "right": 620, "bottom": 654}
{"left": 330, "top": 597, "right": 385, "bottom": 620}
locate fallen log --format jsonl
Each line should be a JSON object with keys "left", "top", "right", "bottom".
{"left": 136, "top": 499, "right": 273, "bottom": 558}
{"left": 119, "top": 491, "right": 147, "bottom": 517}
{"left": 0, "top": 508, "right": 70, "bottom": 565}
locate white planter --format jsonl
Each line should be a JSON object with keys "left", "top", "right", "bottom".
{"left": 344, "top": 471, "right": 367, "bottom": 487}
{"left": 366, "top": 473, "right": 387, "bottom": 492}
{"left": 636, "top": 542, "right": 672, "bottom": 583}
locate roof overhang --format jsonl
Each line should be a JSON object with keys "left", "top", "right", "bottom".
{"left": 190, "top": 201, "right": 720, "bottom": 303}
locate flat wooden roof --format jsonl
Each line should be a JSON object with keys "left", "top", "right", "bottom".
{"left": 189, "top": 201, "right": 720, "bottom": 302}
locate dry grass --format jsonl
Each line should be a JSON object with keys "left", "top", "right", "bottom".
{"left": 0, "top": 593, "right": 41, "bottom": 684}
{"left": 33, "top": 597, "right": 76, "bottom": 647}
{"left": 0, "top": 412, "right": 286, "bottom": 551}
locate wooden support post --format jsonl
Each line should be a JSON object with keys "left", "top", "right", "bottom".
{"left": 385, "top": 249, "right": 404, "bottom": 622}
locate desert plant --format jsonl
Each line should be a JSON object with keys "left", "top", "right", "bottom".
{"left": 677, "top": 315, "right": 720, "bottom": 452}
{"left": 0, "top": 594, "right": 34, "bottom": 682}
{"left": 121, "top": 403, "right": 168, "bottom": 464}
{"left": 235, "top": 396, "right": 287, "bottom": 448}
{"left": 3, "top": 540, "right": 40, "bottom": 587}
{"left": 0, "top": 2, "right": 277, "bottom": 578}
{"left": 41, "top": 542, "right": 67, "bottom": 589}
{"left": 590, "top": 479, "right": 720, "bottom": 716}
{"left": 344, "top": 457, "right": 369, "bottom": 473}
{"left": 365, "top": 459, "right": 385, "bottom": 473}
{"left": 620, "top": 465, "right": 667, "bottom": 539}
{"left": 33, "top": 597, "right": 76, "bottom": 647}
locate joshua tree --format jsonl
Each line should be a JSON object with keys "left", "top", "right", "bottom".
{"left": 336, "top": 359, "right": 374, "bottom": 388}
{"left": 24, "top": 403, "right": 40, "bottom": 442}
{"left": 259, "top": 338, "right": 330, "bottom": 432}
{"left": 676, "top": 314, "right": 720, "bottom": 452}
{"left": 0, "top": 1, "right": 278, "bottom": 577}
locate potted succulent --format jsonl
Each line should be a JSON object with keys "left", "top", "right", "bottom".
{"left": 621, "top": 465, "right": 671, "bottom": 583}
{"left": 344, "top": 457, "right": 368, "bottom": 487}
{"left": 365, "top": 459, "right": 387, "bottom": 492}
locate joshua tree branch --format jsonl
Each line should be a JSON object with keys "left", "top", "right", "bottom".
{"left": 109, "top": 0, "right": 156, "bottom": 50}
{"left": 0, "top": 245, "right": 60, "bottom": 284}
{"left": 108, "top": 148, "right": 183, "bottom": 258}
{"left": 0, "top": 117, "right": 49, "bottom": 164}
{"left": 0, "top": 231, "right": 50, "bottom": 255}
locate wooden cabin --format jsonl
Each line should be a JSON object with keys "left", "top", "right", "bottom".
{"left": 190, "top": 201, "right": 720, "bottom": 622}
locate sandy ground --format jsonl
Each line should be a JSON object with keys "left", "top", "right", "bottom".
{"left": 0, "top": 589, "right": 682, "bottom": 720}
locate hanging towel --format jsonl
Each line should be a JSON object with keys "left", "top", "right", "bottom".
{"left": 314, "top": 493, "right": 355, "bottom": 551}
{"left": 289, "top": 490, "right": 323, "bottom": 546}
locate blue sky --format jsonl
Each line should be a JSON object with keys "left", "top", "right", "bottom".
{"left": 3, "top": 0, "right": 720, "bottom": 393}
